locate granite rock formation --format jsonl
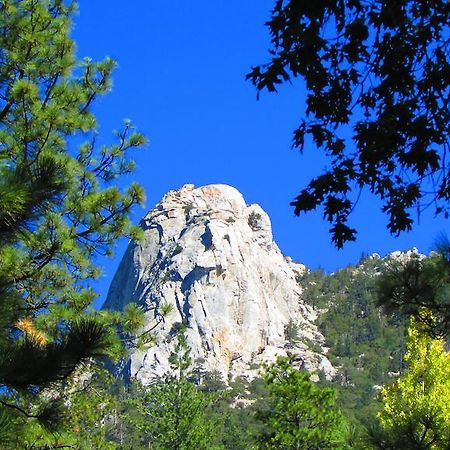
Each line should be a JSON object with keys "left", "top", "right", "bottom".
{"left": 104, "top": 184, "right": 336, "bottom": 383}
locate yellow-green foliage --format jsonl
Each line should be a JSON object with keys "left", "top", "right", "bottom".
{"left": 378, "top": 315, "right": 450, "bottom": 448}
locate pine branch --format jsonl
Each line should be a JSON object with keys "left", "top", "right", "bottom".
{"left": 0, "top": 399, "right": 40, "bottom": 419}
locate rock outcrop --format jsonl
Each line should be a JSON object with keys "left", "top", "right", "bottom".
{"left": 104, "top": 184, "right": 335, "bottom": 383}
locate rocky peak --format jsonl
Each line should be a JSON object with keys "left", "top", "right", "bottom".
{"left": 104, "top": 184, "right": 335, "bottom": 383}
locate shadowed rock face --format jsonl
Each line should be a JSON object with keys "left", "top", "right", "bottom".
{"left": 104, "top": 184, "right": 335, "bottom": 383}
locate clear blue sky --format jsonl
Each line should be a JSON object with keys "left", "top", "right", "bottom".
{"left": 72, "top": 1, "right": 448, "bottom": 305}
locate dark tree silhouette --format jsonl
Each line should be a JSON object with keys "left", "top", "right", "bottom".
{"left": 248, "top": 0, "right": 449, "bottom": 247}
{"left": 377, "top": 237, "right": 450, "bottom": 338}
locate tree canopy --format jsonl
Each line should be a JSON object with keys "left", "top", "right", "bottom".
{"left": 256, "top": 356, "right": 349, "bottom": 449}
{"left": 0, "top": 0, "right": 146, "bottom": 442}
{"left": 124, "top": 330, "right": 221, "bottom": 450}
{"left": 248, "top": 0, "right": 450, "bottom": 247}
{"left": 376, "top": 316, "right": 450, "bottom": 449}
{"left": 377, "top": 244, "right": 450, "bottom": 338}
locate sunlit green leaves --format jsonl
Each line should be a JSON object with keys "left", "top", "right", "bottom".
{"left": 377, "top": 317, "right": 450, "bottom": 449}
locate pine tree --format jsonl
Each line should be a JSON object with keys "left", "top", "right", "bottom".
{"left": 256, "top": 356, "right": 350, "bottom": 449}
{"left": 125, "top": 329, "right": 222, "bottom": 450}
{"left": 0, "top": 0, "right": 146, "bottom": 444}
{"left": 377, "top": 245, "right": 450, "bottom": 338}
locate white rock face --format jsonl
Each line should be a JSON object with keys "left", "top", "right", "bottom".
{"left": 104, "top": 184, "right": 336, "bottom": 383}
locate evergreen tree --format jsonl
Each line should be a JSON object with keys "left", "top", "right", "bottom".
{"left": 377, "top": 245, "right": 450, "bottom": 338}
{"left": 300, "top": 259, "right": 406, "bottom": 430}
{"left": 0, "top": 0, "right": 147, "bottom": 443}
{"left": 124, "top": 329, "right": 222, "bottom": 450}
{"left": 256, "top": 356, "right": 349, "bottom": 449}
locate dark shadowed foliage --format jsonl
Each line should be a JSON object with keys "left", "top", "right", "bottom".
{"left": 248, "top": 0, "right": 449, "bottom": 247}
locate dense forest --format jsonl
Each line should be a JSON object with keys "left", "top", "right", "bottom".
{"left": 301, "top": 254, "right": 407, "bottom": 428}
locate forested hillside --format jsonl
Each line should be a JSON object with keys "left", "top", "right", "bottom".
{"left": 301, "top": 255, "right": 407, "bottom": 428}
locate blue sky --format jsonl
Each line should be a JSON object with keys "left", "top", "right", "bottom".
{"left": 72, "top": 1, "right": 448, "bottom": 304}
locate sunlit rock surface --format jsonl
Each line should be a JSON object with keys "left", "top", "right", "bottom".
{"left": 104, "top": 184, "right": 336, "bottom": 383}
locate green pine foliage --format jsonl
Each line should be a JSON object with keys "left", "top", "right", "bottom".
{"left": 0, "top": 0, "right": 147, "bottom": 445}
{"left": 121, "top": 330, "right": 223, "bottom": 450}
{"left": 255, "top": 356, "right": 350, "bottom": 449}
{"left": 124, "top": 379, "right": 222, "bottom": 450}
{"left": 56, "top": 253, "right": 412, "bottom": 450}
{"left": 204, "top": 375, "right": 269, "bottom": 450}
{"left": 1, "top": 3, "right": 441, "bottom": 448}
{"left": 10, "top": 249, "right": 415, "bottom": 450}
{"left": 377, "top": 246, "right": 450, "bottom": 339}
